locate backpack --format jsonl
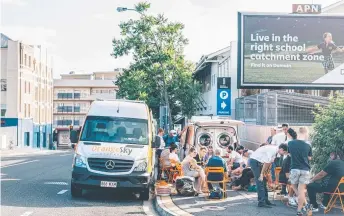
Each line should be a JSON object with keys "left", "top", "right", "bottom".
{"left": 209, "top": 187, "right": 227, "bottom": 199}
{"left": 175, "top": 176, "right": 196, "bottom": 196}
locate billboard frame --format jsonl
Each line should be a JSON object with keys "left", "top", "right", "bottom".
{"left": 237, "top": 12, "right": 344, "bottom": 90}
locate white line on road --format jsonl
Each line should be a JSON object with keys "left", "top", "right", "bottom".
{"left": 57, "top": 190, "right": 68, "bottom": 194}
{"left": 0, "top": 160, "right": 39, "bottom": 168}
{"left": 59, "top": 154, "right": 72, "bottom": 157}
{"left": 19, "top": 211, "right": 33, "bottom": 216}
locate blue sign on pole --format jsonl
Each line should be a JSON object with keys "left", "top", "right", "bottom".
{"left": 217, "top": 89, "right": 231, "bottom": 116}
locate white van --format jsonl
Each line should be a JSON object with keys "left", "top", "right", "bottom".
{"left": 70, "top": 100, "right": 155, "bottom": 200}
{"left": 179, "top": 116, "right": 245, "bottom": 158}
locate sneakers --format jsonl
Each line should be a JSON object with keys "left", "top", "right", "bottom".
{"left": 319, "top": 203, "right": 327, "bottom": 210}
{"left": 288, "top": 197, "right": 298, "bottom": 207}
{"left": 296, "top": 211, "right": 303, "bottom": 216}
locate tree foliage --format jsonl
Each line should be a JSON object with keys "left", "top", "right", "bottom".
{"left": 311, "top": 94, "right": 344, "bottom": 173}
{"left": 112, "top": 2, "right": 201, "bottom": 121}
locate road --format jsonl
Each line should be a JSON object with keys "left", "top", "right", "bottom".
{"left": 1, "top": 150, "right": 157, "bottom": 216}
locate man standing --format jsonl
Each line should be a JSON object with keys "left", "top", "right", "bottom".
{"left": 250, "top": 144, "right": 288, "bottom": 208}
{"left": 271, "top": 123, "right": 289, "bottom": 182}
{"left": 288, "top": 127, "right": 312, "bottom": 216}
{"left": 163, "top": 130, "right": 179, "bottom": 148}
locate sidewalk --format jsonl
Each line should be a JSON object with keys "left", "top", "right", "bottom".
{"left": 155, "top": 189, "right": 343, "bottom": 216}
{"left": 0, "top": 148, "right": 70, "bottom": 157}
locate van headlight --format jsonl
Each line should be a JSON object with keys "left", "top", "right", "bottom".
{"left": 74, "top": 154, "right": 87, "bottom": 168}
{"left": 134, "top": 161, "right": 147, "bottom": 172}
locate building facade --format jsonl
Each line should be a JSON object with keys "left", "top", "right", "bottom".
{"left": 53, "top": 72, "right": 119, "bottom": 147}
{"left": 1, "top": 34, "right": 53, "bottom": 149}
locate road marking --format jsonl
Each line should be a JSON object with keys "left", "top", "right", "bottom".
{"left": 20, "top": 211, "right": 33, "bottom": 216}
{"left": 44, "top": 182, "right": 68, "bottom": 185}
{"left": 57, "top": 190, "right": 68, "bottom": 194}
{"left": 59, "top": 154, "right": 72, "bottom": 157}
{"left": 0, "top": 160, "right": 39, "bottom": 168}
{"left": 0, "top": 178, "right": 21, "bottom": 181}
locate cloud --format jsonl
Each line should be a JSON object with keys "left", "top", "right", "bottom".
{"left": 93, "top": 13, "right": 107, "bottom": 20}
{"left": 1, "top": 0, "right": 27, "bottom": 6}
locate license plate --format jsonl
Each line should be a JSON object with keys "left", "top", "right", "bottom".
{"left": 100, "top": 181, "right": 117, "bottom": 188}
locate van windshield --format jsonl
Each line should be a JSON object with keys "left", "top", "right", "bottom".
{"left": 80, "top": 116, "right": 149, "bottom": 145}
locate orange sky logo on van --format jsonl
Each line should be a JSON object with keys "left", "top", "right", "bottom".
{"left": 91, "top": 146, "right": 133, "bottom": 155}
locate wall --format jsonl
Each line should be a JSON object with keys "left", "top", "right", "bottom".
{"left": 5, "top": 40, "right": 19, "bottom": 118}
{"left": 17, "top": 118, "right": 34, "bottom": 147}
{"left": 238, "top": 124, "right": 313, "bottom": 151}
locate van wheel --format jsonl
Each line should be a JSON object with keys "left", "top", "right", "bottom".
{"left": 71, "top": 183, "right": 83, "bottom": 198}
{"left": 140, "top": 189, "right": 149, "bottom": 201}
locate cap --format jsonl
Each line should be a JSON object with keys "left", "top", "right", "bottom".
{"left": 170, "top": 130, "right": 177, "bottom": 134}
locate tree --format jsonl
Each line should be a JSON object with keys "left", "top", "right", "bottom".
{"left": 112, "top": 2, "right": 200, "bottom": 127}
{"left": 311, "top": 94, "right": 344, "bottom": 173}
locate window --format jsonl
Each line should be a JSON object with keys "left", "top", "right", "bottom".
{"left": 24, "top": 54, "right": 27, "bottom": 66}
{"left": 57, "top": 119, "right": 73, "bottom": 126}
{"left": 57, "top": 92, "right": 73, "bottom": 99}
{"left": 198, "top": 133, "right": 212, "bottom": 147}
{"left": 80, "top": 116, "right": 148, "bottom": 145}
{"left": 1, "top": 104, "right": 6, "bottom": 116}
{"left": 74, "top": 92, "right": 81, "bottom": 99}
{"left": 57, "top": 106, "right": 73, "bottom": 113}
{"left": 74, "top": 106, "right": 80, "bottom": 112}
{"left": 29, "top": 56, "right": 31, "bottom": 67}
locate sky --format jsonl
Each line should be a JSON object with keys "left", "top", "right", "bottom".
{"left": 1, "top": 0, "right": 339, "bottom": 78}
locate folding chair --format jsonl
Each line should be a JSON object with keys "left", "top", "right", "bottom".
{"left": 159, "top": 158, "right": 172, "bottom": 181}
{"left": 205, "top": 167, "right": 228, "bottom": 200}
{"left": 324, "top": 176, "right": 344, "bottom": 214}
{"left": 169, "top": 159, "right": 182, "bottom": 183}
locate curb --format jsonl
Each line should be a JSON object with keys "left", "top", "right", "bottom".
{"left": 153, "top": 195, "right": 193, "bottom": 216}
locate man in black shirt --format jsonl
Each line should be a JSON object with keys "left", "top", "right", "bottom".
{"left": 307, "top": 156, "right": 344, "bottom": 212}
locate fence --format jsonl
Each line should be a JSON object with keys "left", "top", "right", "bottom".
{"left": 235, "top": 91, "right": 330, "bottom": 126}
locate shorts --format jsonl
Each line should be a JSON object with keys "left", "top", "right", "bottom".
{"left": 290, "top": 169, "right": 310, "bottom": 185}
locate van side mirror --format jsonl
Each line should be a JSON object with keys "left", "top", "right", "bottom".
{"left": 70, "top": 130, "right": 79, "bottom": 144}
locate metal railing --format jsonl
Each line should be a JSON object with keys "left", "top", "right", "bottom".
{"left": 235, "top": 91, "right": 330, "bottom": 126}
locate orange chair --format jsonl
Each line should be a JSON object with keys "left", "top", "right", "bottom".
{"left": 169, "top": 159, "right": 182, "bottom": 183}
{"left": 324, "top": 176, "right": 344, "bottom": 214}
{"left": 205, "top": 167, "right": 228, "bottom": 200}
{"left": 272, "top": 167, "right": 290, "bottom": 202}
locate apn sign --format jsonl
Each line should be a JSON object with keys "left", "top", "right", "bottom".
{"left": 292, "top": 4, "right": 321, "bottom": 14}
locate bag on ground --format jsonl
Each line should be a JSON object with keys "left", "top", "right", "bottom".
{"left": 175, "top": 176, "right": 196, "bottom": 196}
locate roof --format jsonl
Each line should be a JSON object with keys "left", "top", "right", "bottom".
{"left": 194, "top": 119, "right": 245, "bottom": 127}
{"left": 87, "top": 100, "right": 149, "bottom": 119}
{"left": 322, "top": 0, "right": 344, "bottom": 12}
{"left": 194, "top": 46, "right": 231, "bottom": 75}
{"left": 1, "top": 33, "right": 12, "bottom": 48}
{"left": 53, "top": 79, "right": 117, "bottom": 88}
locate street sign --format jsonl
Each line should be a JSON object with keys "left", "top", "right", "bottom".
{"left": 292, "top": 4, "right": 321, "bottom": 14}
{"left": 217, "top": 77, "right": 231, "bottom": 89}
{"left": 217, "top": 89, "right": 231, "bottom": 116}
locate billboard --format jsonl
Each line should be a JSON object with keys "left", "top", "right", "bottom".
{"left": 237, "top": 13, "right": 344, "bottom": 89}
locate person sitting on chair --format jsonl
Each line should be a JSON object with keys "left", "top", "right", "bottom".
{"left": 206, "top": 148, "right": 227, "bottom": 191}
{"left": 307, "top": 153, "right": 344, "bottom": 212}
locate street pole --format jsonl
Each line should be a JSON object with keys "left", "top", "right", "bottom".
{"left": 117, "top": 6, "right": 170, "bottom": 132}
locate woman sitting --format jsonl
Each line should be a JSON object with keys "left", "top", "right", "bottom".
{"left": 182, "top": 147, "right": 206, "bottom": 196}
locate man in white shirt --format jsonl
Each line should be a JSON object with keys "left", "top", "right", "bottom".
{"left": 249, "top": 144, "right": 288, "bottom": 208}
{"left": 226, "top": 146, "right": 244, "bottom": 170}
